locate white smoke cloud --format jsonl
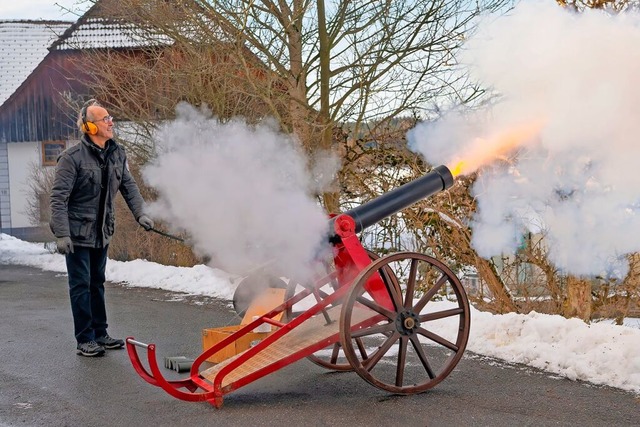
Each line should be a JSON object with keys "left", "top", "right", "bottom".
{"left": 142, "top": 103, "right": 337, "bottom": 282}
{"left": 408, "top": 2, "right": 640, "bottom": 278}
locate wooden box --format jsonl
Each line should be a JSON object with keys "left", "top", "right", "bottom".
{"left": 202, "top": 326, "right": 271, "bottom": 363}
{"left": 201, "top": 288, "right": 285, "bottom": 364}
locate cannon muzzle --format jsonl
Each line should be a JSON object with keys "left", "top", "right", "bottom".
{"left": 335, "top": 165, "right": 454, "bottom": 236}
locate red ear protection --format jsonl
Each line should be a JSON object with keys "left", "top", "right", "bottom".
{"left": 81, "top": 99, "right": 98, "bottom": 135}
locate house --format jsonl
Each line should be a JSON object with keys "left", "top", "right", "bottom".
{"left": 0, "top": 0, "right": 279, "bottom": 242}
{"left": 0, "top": 1, "right": 172, "bottom": 241}
{"left": 0, "top": 20, "right": 73, "bottom": 240}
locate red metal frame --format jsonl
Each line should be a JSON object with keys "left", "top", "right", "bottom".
{"left": 126, "top": 213, "right": 393, "bottom": 408}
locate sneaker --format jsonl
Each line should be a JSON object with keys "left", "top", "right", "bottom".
{"left": 77, "top": 341, "right": 106, "bottom": 357}
{"left": 95, "top": 334, "right": 125, "bottom": 350}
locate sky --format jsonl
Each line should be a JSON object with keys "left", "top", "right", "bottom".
{"left": 408, "top": 1, "right": 640, "bottom": 279}
{"left": 0, "top": 0, "right": 88, "bottom": 20}
{"left": 1, "top": 233, "right": 639, "bottom": 395}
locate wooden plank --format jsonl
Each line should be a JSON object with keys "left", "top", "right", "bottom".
{"left": 201, "top": 305, "right": 376, "bottom": 387}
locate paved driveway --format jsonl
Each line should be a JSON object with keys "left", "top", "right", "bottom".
{"left": 0, "top": 264, "right": 638, "bottom": 426}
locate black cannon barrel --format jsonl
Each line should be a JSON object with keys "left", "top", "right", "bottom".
{"left": 340, "top": 165, "right": 454, "bottom": 234}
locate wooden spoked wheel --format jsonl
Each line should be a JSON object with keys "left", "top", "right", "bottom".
{"left": 340, "top": 252, "right": 470, "bottom": 393}
{"left": 287, "top": 250, "right": 399, "bottom": 372}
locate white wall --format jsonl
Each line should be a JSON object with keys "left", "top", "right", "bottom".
{"left": 0, "top": 141, "right": 10, "bottom": 230}
{"left": 7, "top": 141, "right": 40, "bottom": 228}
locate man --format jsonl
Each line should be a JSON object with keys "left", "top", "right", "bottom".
{"left": 50, "top": 99, "right": 154, "bottom": 357}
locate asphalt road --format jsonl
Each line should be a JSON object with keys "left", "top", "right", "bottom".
{"left": 0, "top": 263, "right": 638, "bottom": 427}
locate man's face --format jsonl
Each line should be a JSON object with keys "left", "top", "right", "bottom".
{"left": 87, "top": 105, "right": 114, "bottom": 139}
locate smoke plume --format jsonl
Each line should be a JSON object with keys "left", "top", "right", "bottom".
{"left": 408, "top": 2, "right": 640, "bottom": 278}
{"left": 142, "top": 103, "right": 338, "bottom": 281}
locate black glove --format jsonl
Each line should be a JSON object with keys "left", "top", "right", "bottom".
{"left": 138, "top": 215, "right": 154, "bottom": 231}
{"left": 56, "top": 237, "right": 74, "bottom": 255}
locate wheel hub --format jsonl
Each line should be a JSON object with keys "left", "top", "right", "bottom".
{"left": 395, "top": 310, "right": 420, "bottom": 335}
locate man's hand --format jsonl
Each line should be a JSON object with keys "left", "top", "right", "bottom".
{"left": 56, "top": 237, "right": 74, "bottom": 255}
{"left": 138, "top": 215, "right": 154, "bottom": 231}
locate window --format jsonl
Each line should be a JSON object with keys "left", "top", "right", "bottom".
{"left": 41, "top": 141, "right": 66, "bottom": 166}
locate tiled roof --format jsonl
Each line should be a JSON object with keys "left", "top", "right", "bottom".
{"left": 49, "top": 0, "right": 175, "bottom": 51}
{"left": 0, "top": 20, "right": 72, "bottom": 106}
{"left": 50, "top": 17, "right": 173, "bottom": 50}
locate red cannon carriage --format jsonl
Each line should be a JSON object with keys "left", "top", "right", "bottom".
{"left": 126, "top": 165, "right": 471, "bottom": 408}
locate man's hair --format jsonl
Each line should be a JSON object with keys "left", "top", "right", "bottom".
{"left": 76, "top": 99, "right": 100, "bottom": 131}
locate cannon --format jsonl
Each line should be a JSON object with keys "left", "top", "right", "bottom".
{"left": 126, "top": 164, "right": 471, "bottom": 408}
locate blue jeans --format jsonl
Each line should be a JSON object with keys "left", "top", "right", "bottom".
{"left": 66, "top": 246, "right": 110, "bottom": 343}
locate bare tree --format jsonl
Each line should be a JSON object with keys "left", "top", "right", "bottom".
{"left": 62, "top": 0, "right": 640, "bottom": 319}
{"left": 24, "top": 161, "right": 56, "bottom": 240}
{"left": 75, "top": 0, "right": 530, "bottom": 312}
{"left": 72, "top": 42, "right": 282, "bottom": 160}
{"left": 556, "top": 0, "right": 640, "bottom": 12}
{"left": 84, "top": 0, "right": 510, "bottom": 212}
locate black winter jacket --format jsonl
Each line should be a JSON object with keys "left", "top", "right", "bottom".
{"left": 50, "top": 135, "right": 146, "bottom": 248}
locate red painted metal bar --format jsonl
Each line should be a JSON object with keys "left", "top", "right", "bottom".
{"left": 209, "top": 271, "right": 353, "bottom": 391}
{"left": 333, "top": 213, "right": 394, "bottom": 310}
{"left": 125, "top": 214, "right": 390, "bottom": 407}
{"left": 126, "top": 338, "right": 212, "bottom": 400}
{"left": 126, "top": 166, "right": 455, "bottom": 406}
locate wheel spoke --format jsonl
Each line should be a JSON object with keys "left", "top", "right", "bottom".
{"left": 404, "top": 259, "right": 419, "bottom": 309}
{"left": 414, "top": 273, "right": 448, "bottom": 312}
{"left": 306, "top": 251, "right": 385, "bottom": 373}
{"left": 396, "top": 336, "right": 408, "bottom": 386}
{"left": 362, "top": 331, "right": 400, "bottom": 372}
{"left": 329, "top": 343, "right": 341, "bottom": 365}
{"left": 386, "top": 273, "right": 404, "bottom": 312}
{"left": 410, "top": 335, "right": 435, "bottom": 379}
{"left": 351, "top": 321, "right": 394, "bottom": 338}
{"left": 419, "top": 307, "right": 464, "bottom": 322}
{"left": 379, "top": 266, "right": 399, "bottom": 298}
{"left": 355, "top": 295, "right": 396, "bottom": 320}
{"left": 355, "top": 337, "right": 369, "bottom": 360}
{"left": 417, "top": 327, "right": 459, "bottom": 351}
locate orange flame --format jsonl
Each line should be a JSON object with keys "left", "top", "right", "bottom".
{"left": 449, "top": 120, "right": 544, "bottom": 177}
